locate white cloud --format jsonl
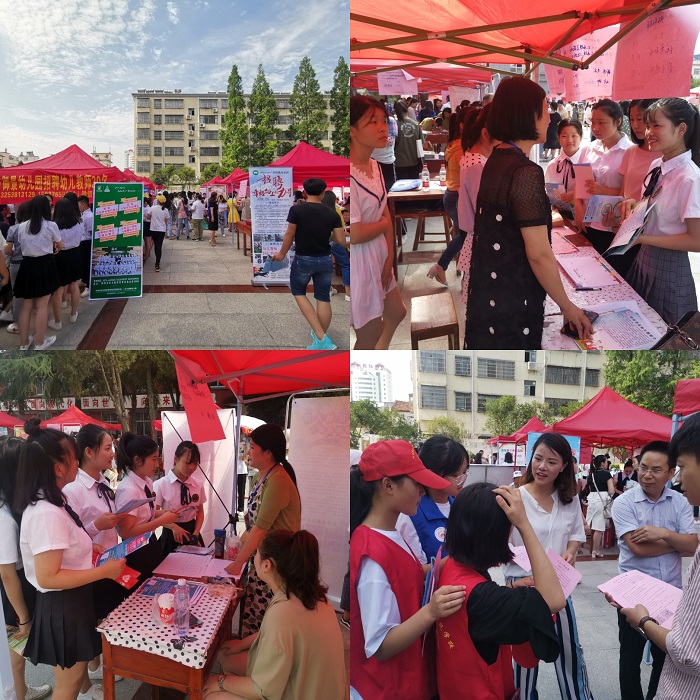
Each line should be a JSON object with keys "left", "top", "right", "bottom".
{"left": 166, "top": 1, "right": 180, "bottom": 24}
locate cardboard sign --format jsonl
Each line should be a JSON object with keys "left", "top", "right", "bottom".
{"left": 377, "top": 69, "right": 418, "bottom": 95}
{"left": 175, "top": 364, "right": 225, "bottom": 443}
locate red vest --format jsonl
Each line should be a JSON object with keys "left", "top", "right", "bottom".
{"left": 436, "top": 558, "right": 517, "bottom": 700}
{"left": 350, "top": 526, "right": 430, "bottom": 700}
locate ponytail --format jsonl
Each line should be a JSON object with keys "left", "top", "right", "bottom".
{"left": 645, "top": 98, "right": 700, "bottom": 167}
{"left": 248, "top": 424, "right": 297, "bottom": 488}
{"left": 461, "top": 104, "right": 491, "bottom": 152}
{"left": 116, "top": 432, "right": 158, "bottom": 477}
{"left": 350, "top": 466, "right": 376, "bottom": 535}
{"left": 258, "top": 529, "right": 328, "bottom": 610}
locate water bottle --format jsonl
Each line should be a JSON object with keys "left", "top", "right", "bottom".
{"left": 439, "top": 164, "right": 447, "bottom": 187}
{"left": 174, "top": 579, "right": 190, "bottom": 638}
{"left": 421, "top": 165, "right": 430, "bottom": 190}
{"left": 226, "top": 526, "right": 241, "bottom": 561}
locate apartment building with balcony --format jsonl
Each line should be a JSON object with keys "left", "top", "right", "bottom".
{"left": 132, "top": 89, "right": 336, "bottom": 177}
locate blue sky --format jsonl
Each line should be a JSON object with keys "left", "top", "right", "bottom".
{"left": 0, "top": 0, "right": 349, "bottom": 167}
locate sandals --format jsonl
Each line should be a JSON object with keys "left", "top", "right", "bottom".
{"left": 591, "top": 551, "right": 603, "bottom": 559}
{"left": 427, "top": 264, "right": 448, "bottom": 286}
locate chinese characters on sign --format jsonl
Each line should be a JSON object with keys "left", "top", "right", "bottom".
{"left": 0, "top": 172, "right": 110, "bottom": 203}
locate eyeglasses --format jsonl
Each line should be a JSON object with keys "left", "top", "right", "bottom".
{"left": 447, "top": 471, "right": 470, "bottom": 486}
{"left": 638, "top": 467, "right": 669, "bottom": 476}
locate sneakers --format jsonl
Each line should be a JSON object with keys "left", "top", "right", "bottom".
{"left": 19, "top": 335, "right": 34, "bottom": 351}
{"left": 61, "top": 301, "right": 68, "bottom": 309}
{"left": 48, "top": 320, "right": 62, "bottom": 331}
{"left": 88, "top": 663, "right": 123, "bottom": 682}
{"left": 70, "top": 312, "right": 79, "bottom": 323}
{"left": 339, "top": 616, "right": 350, "bottom": 630}
{"left": 81, "top": 288, "right": 90, "bottom": 298}
{"left": 307, "top": 331, "right": 337, "bottom": 350}
{"left": 78, "top": 683, "right": 103, "bottom": 700}
{"left": 155, "top": 263, "right": 160, "bottom": 272}
{"left": 0, "top": 308, "right": 13, "bottom": 322}
{"left": 34, "top": 336, "right": 57, "bottom": 351}
{"left": 344, "top": 295, "right": 351, "bottom": 302}
{"left": 330, "top": 287, "right": 338, "bottom": 296}
{"left": 6, "top": 323, "right": 18, "bottom": 334}
{"left": 25, "top": 685, "right": 52, "bottom": 700}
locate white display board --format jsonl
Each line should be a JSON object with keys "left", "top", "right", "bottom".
{"left": 287, "top": 396, "right": 350, "bottom": 607}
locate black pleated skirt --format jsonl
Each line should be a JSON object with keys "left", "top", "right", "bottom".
{"left": 1, "top": 566, "right": 37, "bottom": 626}
{"left": 158, "top": 519, "right": 204, "bottom": 556}
{"left": 55, "top": 246, "right": 83, "bottom": 286}
{"left": 13, "top": 254, "right": 60, "bottom": 299}
{"left": 92, "top": 576, "right": 129, "bottom": 621}
{"left": 25, "top": 584, "right": 101, "bottom": 669}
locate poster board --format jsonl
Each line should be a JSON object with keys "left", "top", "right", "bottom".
{"left": 287, "top": 396, "right": 350, "bottom": 606}
{"left": 377, "top": 69, "right": 418, "bottom": 95}
{"left": 89, "top": 182, "right": 143, "bottom": 300}
{"left": 446, "top": 86, "right": 481, "bottom": 105}
{"left": 250, "top": 167, "right": 294, "bottom": 286}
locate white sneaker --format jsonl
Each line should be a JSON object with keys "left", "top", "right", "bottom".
{"left": 78, "top": 683, "right": 103, "bottom": 700}
{"left": 6, "top": 323, "right": 18, "bottom": 334}
{"left": 0, "top": 309, "right": 13, "bottom": 322}
{"left": 81, "top": 288, "right": 90, "bottom": 298}
{"left": 25, "top": 685, "right": 52, "bottom": 700}
{"left": 344, "top": 295, "right": 351, "bottom": 302}
{"left": 61, "top": 301, "right": 68, "bottom": 309}
{"left": 330, "top": 287, "right": 338, "bottom": 296}
{"left": 19, "top": 336, "right": 34, "bottom": 351}
{"left": 48, "top": 320, "right": 62, "bottom": 330}
{"left": 70, "top": 312, "right": 79, "bottom": 323}
{"left": 89, "top": 664, "right": 123, "bottom": 682}
{"left": 34, "top": 336, "right": 57, "bottom": 351}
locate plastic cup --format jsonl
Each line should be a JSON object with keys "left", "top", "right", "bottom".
{"left": 158, "top": 593, "right": 175, "bottom": 624}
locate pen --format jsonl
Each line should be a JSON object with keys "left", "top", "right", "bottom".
{"left": 578, "top": 287, "right": 602, "bottom": 291}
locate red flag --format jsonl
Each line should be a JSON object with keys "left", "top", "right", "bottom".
{"left": 175, "top": 364, "right": 225, "bottom": 443}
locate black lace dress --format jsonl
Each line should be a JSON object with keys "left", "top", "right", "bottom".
{"left": 464, "top": 147, "right": 552, "bottom": 349}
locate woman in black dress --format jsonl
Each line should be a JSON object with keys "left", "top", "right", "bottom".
{"left": 543, "top": 103, "right": 562, "bottom": 160}
{"left": 463, "top": 77, "right": 593, "bottom": 349}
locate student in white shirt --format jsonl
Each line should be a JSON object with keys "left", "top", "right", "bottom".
{"left": 148, "top": 195, "right": 170, "bottom": 272}
{"left": 0, "top": 435, "right": 52, "bottom": 700}
{"left": 50, "top": 197, "right": 84, "bottom": 329}
{"left": 16, "top": 419, "right": 125, "bottom": 700}
{"left": 154, "top": 440, "right": 206, "bottom": 555}
{"left": 114, "top": 433, "right": 178, "bottom": 584}
{"left": 64, "top": 423, "right": 130, "bottom": 685}
{"left": 544, "top": 118, "right": 583, "bottom": 223}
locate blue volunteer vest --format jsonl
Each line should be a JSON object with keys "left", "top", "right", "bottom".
{"left": 409, "top": 494, "right": 453, "bottom": 561}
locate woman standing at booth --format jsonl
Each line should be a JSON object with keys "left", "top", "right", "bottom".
{"left": 586, "top": 454, "right": 614, "bottom": 558}
{"left": 225, "top": 424, "right": 301, "bottom": 635}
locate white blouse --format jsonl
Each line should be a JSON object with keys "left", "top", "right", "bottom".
{"left": 63, "top": 469, "right": 119, "bottom": 549}
{"left": 579, "top": 134, "right": 633, "bottom": 191}
{"left": 153, "top": 469, "right": 206, "bottom": 523}
{"left": 115, "top": 471, "right": 156, "bottom": 525}
{"left": 544, "top": 148, "right": 584, "bottom": 191}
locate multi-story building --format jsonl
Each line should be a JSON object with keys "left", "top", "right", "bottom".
{"left": 124, "top": 149, "right": 135, "bottom": 170}
{"left": 412, "top": 350, "right": 605, "bottom": 438}
{"left": 0, "top": 149, "right": 40, "bottom": 167}
{"left": 91, "top": 149, "right": 113, "bottom": 167}
{"left": 693, "top": 54, "right": 700, "bottom": 81}
{"left": 351, "top": 362, "right": 394, "bottom": 407}
{"left": 132, "top": 89, "right": 336, "bottom": 178}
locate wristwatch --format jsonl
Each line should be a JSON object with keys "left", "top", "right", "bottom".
{"left": 217, "top": 675, "right": 226, "bottom": 691}
{"left": 638, "top": 616, "right": 659, "bottom": 638}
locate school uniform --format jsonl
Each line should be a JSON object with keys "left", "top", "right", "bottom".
{"left": 55, "top": 222, "right": 84, "bottom": 286}
{"left": 544, "top": 149, "right": 583, "bottom": 220}
{"left": 153, "top": 470, "right": 206, "bottom": 555}
{"left": 64, "top": 469, "right": 127, "bottom": 618}
{"left": 19, "top": 496, "right": 101, "bottom": 669}
{"left": 114, "top": 471, "right": 164, "bottom": 584}
{"left": 12, "top": 220, "right": 61, "bottom": 299}
{"left": 0, "top": 502, "right": 36, "bottom": 627}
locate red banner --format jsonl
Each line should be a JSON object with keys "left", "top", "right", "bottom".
{"left": 175, "top": 364, "right": 225, "bottom": 443}
{"left": 0, "top": 171, "right": 110, "bottom": 203}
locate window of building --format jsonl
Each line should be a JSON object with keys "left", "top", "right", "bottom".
{"left": 455, "top": 391, "right": 472, "bottom": 412}
{"left": 585, "top": 368, "right": 600, "bottom": 387}
{"left": 137, "top": 98, "right": 150, "bottom": 108}
{"left": 202, "top": 115, "right": 218, "bottom": 124}
{"left": 477, "top": 358, "right": 515, "bottom": 380}
{"left": 695, "top": 68, "right": 700, "bottom": 76}
{"left": 188, "top": 108, "right": 195, "bottom": 117}
{"left": 153, "top": 131, "right": 162, "bottom": 140}
{"left": 200, "top": 131, "right": 219, "bottom": 140}
{"left": 200, "top": 147, "right": 220, "bottom": 157}
{"left": 136, "top": 161, "right": 150, "bottom": 172}
{"left": 189, "top": 155, "right": 196, "bottom": 163}
{"left": 137, "top": 112, "right": 150, "bottom": 124}
{"left": 165, "top": 99, "right": 184, "bottom": 109}
{"left": 419, "top": 351, "right": 446, "bottom": 373}
{"left": 188, "top": 140, "right": 195, "bottom": 148}
{"left": 524, "top": 350, "right": 537, "bottom": 362}
{"left": 153, "top": 147, "right": 162, "bottom": 156}
{"left": 454, "top": 355, "right": 471, "bottom": 377}
{"left": 421, "top": 385, "right": 447, "bottom": 410}
{"left": 136, "top": 128, "right": 150, "bottom": 140}
{"left": 137, "top": 145, "right": 150, "bottom": 156}
{"left": 164, "top": 131, "right": 184, "bottom": 140}
{"left": 524, "top": 380, "right": 536, "bottom": 397}
{"left": 165, "top": 147, "right": 184, "bottom": 156}
{"left": 545, "top": 365, "right": 581, "bottom": 385}
{"left": 165, "top": 114, "right": 184, "bottom": 124}
{"left": 276, "top": 99, "right": 291, "bottom": 109}
{"left": 154, "top": 99, "right": 162, "bottom": 109}
{"left": 277, "top": 116, "right": 292, "bottom": 125}
{"left": 199, "top": 99, "right": 219, "bottom": 109}
{"left": 221, "top": 99, "right": 229, "bottom": 109}
{"left": 477, "top": 394, "right": 501, "bottom": 413}
{"left": 153, "top": 115, "right": 162, "bottom": 124}
{"left": 545, "top": 397, "right": 572, "bottom": 413}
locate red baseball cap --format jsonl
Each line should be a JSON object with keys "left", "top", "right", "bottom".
{"left": 358, "top": 440, "right": 451, "bottom": 490}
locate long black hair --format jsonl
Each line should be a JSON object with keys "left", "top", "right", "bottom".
{"left": 75, "top": 423, "right": 111, "bottom": 467}
{"left": 174, "top": 440, "right": 201, "bottom": 465}
{"left": 248, "top": 424, "right": 297, "bottom": 488}
{"left": 27, "top": 195, "right": 52, "bottom": 235}
{"left": 350, "top": 95, "right": 386, "bottom": 127}
{"left": 53, "top": 197, "right": 80, "bottom": 230}
{"left": 116, "top": 432, "right": 158, "bottom": 477}
{"left": 0, "top": 435, "right": 25, "bottom": 525}
{"left": 418, "top": 435, "right": 469, "bottom": 478}
{"left": 350, "top": 465, "right": 406, "bottom": 535}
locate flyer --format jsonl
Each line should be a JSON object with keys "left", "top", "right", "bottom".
{"left": 96, "top": 532, "right": 153, "bottom": 566}
{"left": 604, "top": 200, "right": 657, "bottom": 257}
{"left": 583, "top": 195, "right": 624, "bottom": 226}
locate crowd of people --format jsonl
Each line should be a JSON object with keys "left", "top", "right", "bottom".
{"left": 350, "top": 79, "right": 700, "bottom": 349}
{"left": 0, "top": 421, "right": 347, "bottom": 700}
{"left": 350, "top": 414, "right": 700, "bottom": 699}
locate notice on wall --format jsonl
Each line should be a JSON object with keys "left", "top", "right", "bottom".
{"left": 377, "top": 69, "right": 418, "bottom": 95}
{"left": 89, "top": 182, "right": 143, "bottom": 300}
{"left": 249, "top": 167, "right": 294, "bottom": 286}
{"left": 612, "top": 7, "right": 700, "bottom": 100}
{"left": 445, "top": 86, "right": 482, "bottom": 106}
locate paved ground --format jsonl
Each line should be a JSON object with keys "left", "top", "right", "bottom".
{"left": 0, "top": 232, "right": 350, "bottom": 350}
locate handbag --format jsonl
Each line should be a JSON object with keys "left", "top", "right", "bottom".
{"left": 591, "top": 472, "right": 612, "bottom": 520}
{"left": 651, "top": 310, "right": 700, "bottom": 349}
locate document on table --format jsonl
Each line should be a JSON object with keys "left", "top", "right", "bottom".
{"left": 152, "top": 552, "right": 243, "bottom": 581}
{"left": 114, "top": 496, "right": 156, "bottom": 514}
{"left": 558, "top": 255, "right": 622, "bottom": 289}
{"left": 583, "top": 196, "right": 624, "bottom": 226}
{"left": 551, "top": 230, "right": 579, "bottom": 256}
{"left": 573, "top": 164, "right": 595, "bottom": 199}
{"left": 573, "top": 301, "right": 663, "bottom": 350}
{"left": 509, "top": 547, "right": 582, "bottom": 600}
{"left": 604, "top": 200, "right": 657, "bottom": 257}
{"left": 202, "top": 557, "right": 243, "bottom": 581}
{"left": 598, "top": 570, "right": 682, "bottom": 629}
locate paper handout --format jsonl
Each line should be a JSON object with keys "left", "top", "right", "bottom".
{"left": 115, "top": 496, "right": 156, "bottom": 515}
{"left": 583, "top": 196, "right": 624, "bottom": 225}
{"left": 604, "top": 199, "right": 656, "bottom": 257}
{"left": 509, "top": 547, "right": 582, "bottom": 600}
{"left": 558, "top": 255, "right": 621, "bottom": 289}
{"left": 573, "top": 164, "right": 595, "bottom": 199}
{"left": 95, "top": 532, "right": 153, "bottom": 566}
{"left": 573, "top": 301, "right": 663, "bottom": 350}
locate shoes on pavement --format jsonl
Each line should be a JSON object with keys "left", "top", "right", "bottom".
{"left": 427, "top": 264, "right": 448, "bottom": 286}
{"left": 48, "top": 320, "right": 62, "bottom": 331}
{"left": 339, "top": 616, "right": 350, "bottom": 630}
{"left": 34, "top": 336, "right": 57, "bottom": 351}
{"left": 307, "top": 331, "right": 337, "bottom": 350}
{"left": 345, "top": 295, "right": 351, "bottom": 302}
{"left": 0, "top": 309, "right": 13, "bottom": 322}
{"left": 61, "top": 301, "right": 68, "bottom": 309}
{"left": 6, "top": 323, "right": 19, "bottom": 334}
{"left": 70, "top": 312, "right": 79, "bottom": 323}
{"left": 81, "top": 288, "right": 90, "bottom": 298}
{"left": 89, "top": 663, "right": 123, "bottom": 682}
{"left": 78, "top": 683, "right": 103, "bottom": 700}
{"left": 330, "top": 287, "right": 338, "bottom": 296}
{"left": 19, "top": 335, "right": 34, "bottom": 351}
{"left": 25, "top": 685, "right": 52, "bottom": 700}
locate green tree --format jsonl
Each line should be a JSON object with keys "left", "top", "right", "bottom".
{"left": 555, "top": 400, "right": 587, "bottom": 419}
{"left": 199, "top": 163, "right": 223, "bottom": 183}
{"left": 483, "top": 396, "right": 554, "bottom": 436}
{"left": 248, "top": 65, "right": 279, "bottom": 166}
{"left": 350, "top": 399, "right": 421, "bottom": 448}
{"left": 221, "top": 64, "right": 250, "bottom": 170}
{"left": 329, "top": 56, "right": 350, "bottom": 157}
{"left": 604, "top": 351, "right": 699, "bottom": 416}
{"left": 151, "top": 164, "right": 177, "bottom": 187}
{"left": 173, "top": 166, "right": 197, "bottom": 189}
{"left": 425, "top": 416, "right": 467, "bottom": 443}
{"left": 287, "top": 56, "right": 329, "bottom": 149}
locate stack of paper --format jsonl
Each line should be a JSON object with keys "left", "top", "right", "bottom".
{"left": 509, "top": 547, "right": 582, "bottom": 599}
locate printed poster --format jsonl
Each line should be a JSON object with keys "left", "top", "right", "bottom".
{"left": 249, "top": 167, "right": 294, "bottom": 286}
{"left": 90, "top": 182, "right": 143, "bottom": 300}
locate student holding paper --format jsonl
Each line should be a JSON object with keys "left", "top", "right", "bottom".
{"left": 437, "top": 482, "right": 563, "bottom": 700}
{"left": 504, "top": 433, "right": 592, "bottom": 700}
{"left": 610, "top": 440, "right": 697, "bottom": 700}
{"left": 544, "top": 118, "right": 584, "bottom": 221}
{"left": 349, "top": 440, "right": 466, "bottom": 700}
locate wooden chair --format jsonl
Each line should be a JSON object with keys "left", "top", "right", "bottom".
{"left": 425, "top": 133, "right": 449, "bottom": 152}
{"left": 410, "top": 292, "right": 460, "bottom": 349}
{"left": 235, "top": 221, "right": 252, "bottom": 257}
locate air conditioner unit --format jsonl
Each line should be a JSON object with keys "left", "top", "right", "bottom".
{"left": 186, "top": 114, "right": 192, "bottom": 120}
{"left": 200, "top": 124, "right": 206, "bottom": 129}
{"left": 190, "top": 146, "right": 195, "bottom": 152}
{"left": 212, "top": 107, "right": 218, "bottom": 113}
{"left": 527, "top": 361, "right": 538, "bottom": 371}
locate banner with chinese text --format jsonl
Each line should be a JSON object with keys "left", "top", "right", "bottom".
{"left": 0, "top": 171, "right": 111, "bottom": 204}
{"left": 249, "top": 167, "right": 294, "bottom": 286}
{"left": 90, "top": 182, "right": 143, "bottom": 300}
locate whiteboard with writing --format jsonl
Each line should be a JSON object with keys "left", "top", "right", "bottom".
{"left": 377, "top": 70, "right": 418, "bottom": 96}
{"left": 612, "top": 7, "right": 700, "bottom": 100}
{"left": 287, "top": 396, "right": 350, "bottom": 606}
{"left": 446, "top": 86, "right": 482, "bottom": 105}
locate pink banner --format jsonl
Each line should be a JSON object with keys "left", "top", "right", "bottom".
{"left": 175, "top": 364, "right": 225, "bottom": 443}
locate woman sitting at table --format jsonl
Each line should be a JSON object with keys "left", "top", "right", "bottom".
{"left": 225, "top": 424, "right": 301, "bottom": 635}
{"left": 205, "top": 530, "right": 346, "bottom": 700}
{"left": 463, "top": 76, "right": 593, "bottom": 349}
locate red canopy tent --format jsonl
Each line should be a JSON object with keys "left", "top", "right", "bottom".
{"left": 551, "top": 386, "right": 673, "bottom": 448}
{"left": 222, "top": 168, "right": 249, "bottom": 190}
{"left": 673, "top": 379, "right": 700, "bottom": 417}
{"left": 40, "top": 405, "right": 122, "bottom": 431}
{"left": 123, "top": 169, "right": 157, "bottom": 193}
{"left": 487, "top": 416, "right": 549, "bottom": 445}
{"left": 203, "top": 175, "right": 226, "bottom": 187}
{"left": 0, "top": 411, "right": 23, "bottom": 429}
{"left": 267, "top": 142, "right": 350, "bottom": 188}
{"left": 0, "top": 144, "right": 129, "bottom": 204}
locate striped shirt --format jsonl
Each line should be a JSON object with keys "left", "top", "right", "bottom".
{"left": 657, "top": 544, "right": 700, "bottom": 698}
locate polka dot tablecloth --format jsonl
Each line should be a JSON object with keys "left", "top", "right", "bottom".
{"left": 97, "top": 581, "right": 236, "bottom": 668}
